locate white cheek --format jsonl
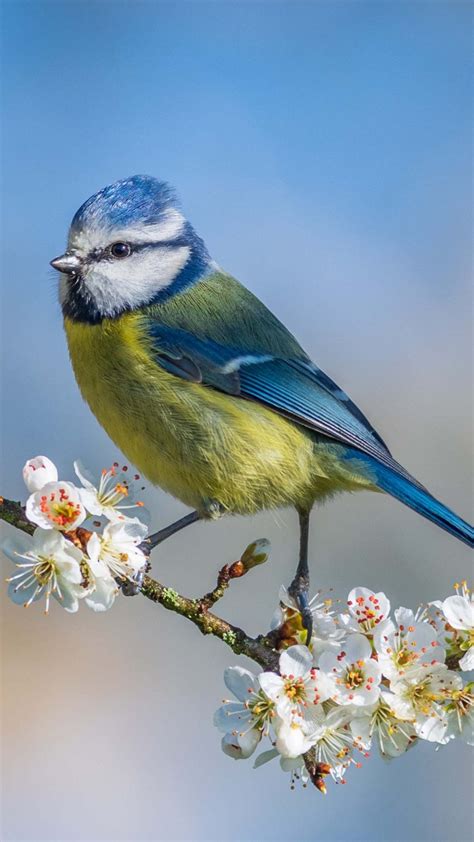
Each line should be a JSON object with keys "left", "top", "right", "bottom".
{"left": 83, "top": 246, "right": 190, "bottom": 315}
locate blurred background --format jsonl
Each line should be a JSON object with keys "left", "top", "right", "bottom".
{"left": 1, "top": 1, "right": 472, "bottom": 840}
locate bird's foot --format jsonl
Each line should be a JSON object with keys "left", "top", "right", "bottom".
{"left": 288, "top": 576, "right": 313, "bottom": 645}
{"left": 201, "top": 498, "right": 227, "bottom": 521}
{"left": 121, "top": 557, "right": 151, "bottom": 597}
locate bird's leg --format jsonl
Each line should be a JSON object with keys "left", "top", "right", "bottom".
{"left": 121, "top": 511, "right": 202, "bottom": 597}
{"left": 146, "top": 510, "right": 202, "bottom": 550}
{"left": 288, "top": 509, "right": 312, "bottom": 644}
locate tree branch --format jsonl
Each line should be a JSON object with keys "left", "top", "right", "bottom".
{"left": 0, "top": 497, "right": 325, "bottom": 789}
{"left": 0, "top": 496, "right": 279, "bottom": 671}
{"left": 0, "top": 497, "right": 35, "bottom": 535}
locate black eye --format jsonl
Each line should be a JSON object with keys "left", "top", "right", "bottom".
{"left": 110, "top": 242, "right": 131, "bottom": 259}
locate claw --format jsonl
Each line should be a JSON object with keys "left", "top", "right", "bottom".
{"left": 202, "top": 498, "right": 226, "bottom": 520}
{"left": 121, "top": 565, "right": 148, "bottom": 597}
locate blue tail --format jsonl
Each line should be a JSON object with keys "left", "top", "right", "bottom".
{"left": 371, "top": 462, "right": 474, "bottom": 548}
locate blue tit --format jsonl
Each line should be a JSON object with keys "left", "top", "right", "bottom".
{"left": 50, "top": 175, "right": 473, "bottom": 635}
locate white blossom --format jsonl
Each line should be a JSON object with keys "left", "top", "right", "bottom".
{"left": 259, "top": 645, "right": 333, "bottom": 724}
{"left": 26, "top": 481, "right": 86, "bottom": 532}
{"left": 81, "top": 553, "right": 119, "bottom": 612}
{"left": 390, "top": 663, "right": 463, "bottom": 743}
{"left": 87, "top": 518, "right": 148, "bottom": 582}
{"left": 433, "top": 583, "right": 474, "bottom": 672}
{"left": 339, "top": 587, "right": 391, "bottom": 636}
{"left": 350, "top": 692, "right": 417, "bottom": 757}
{"left": 5, "top": 456, "right": 474, "bottom": 796}
{"left": 311, "top": 613, "right": 347, "bottom": 665}
{"left": 374, "top": 606, "right": 444, "bottom": 681}
{"left": 304, "top": 707, "right": 356, "bottom": 782}
{"left": 22, "top": 455, "right": 58, "bottom": 492}
{"left": 318, "top": 633, "right": 382, "bottom": 707}
{"left": 443, "top": 684, "right": 474, "bottom": 745}
{"left": 74, "top": 461, "right": 149, "bottom": 524}
{"left": 214, "top": 666, "right": 275, "bottom": 759}
{"left": 4, "top": 528, "right": 84, "bottom": 613}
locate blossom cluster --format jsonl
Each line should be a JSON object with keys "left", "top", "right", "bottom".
{"left": 215, "top": 584, "right": 473, "bottom": 792}
{"left": 2, "top": 455, "right": 150, "bottom": 613}
{"left": 2, "top": 456, "right": 472, "bottom": 796}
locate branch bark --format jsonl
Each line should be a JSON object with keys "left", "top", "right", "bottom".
{"left": 0, "top": 496, "right": 279, "bottom": 671}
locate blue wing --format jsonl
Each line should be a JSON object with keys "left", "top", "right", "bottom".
{"left": 147, "top": 323, "right": 414, "bottom": 483}
{"left": 146, "top": 321, "right": 474, "bottom": 548}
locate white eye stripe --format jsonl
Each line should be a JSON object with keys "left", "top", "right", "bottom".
{"left": 110, "top": 212, "right": 186, "bottom": 245}
{"left": 69, "top": 210, "right": 186, "bottom": 252}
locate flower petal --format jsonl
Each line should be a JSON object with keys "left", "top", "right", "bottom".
{"left": 318, "top": 650, "right": 340, "bottom": 674}
{"left": 73, "top": 460, "right": 96, "bottom": 489}
{"left": 279, "top": 645, "right": 312, "bottom": 679}
{"left": 84, "top": 575, "right": 118, "bottom": 612}
{"left": 8, "top": 579, "right": 41, "bottom": 606}
{"left": 350, "top": 714, "right": 372, "bottom": 749}
{"left": 54, "top": 587, "right": 80, "bottom": 613}
{"left": 221, "top": 733, "right": 244, "bottom": 759}
{"left": 394, "top": 606, "right": 416, "bottom": 627}
{"left": 213, "top": 703, "right": 250, "bottom": 733}
{"left": 459, "top": 648, "right": 474, "bottom": 671}
{"left": 237, "top": 727, "right": 261, "bottom": 758}
{"left": 86, "top": 532, "right": 101, "bottom": 564}
{"left": 441, "top": 595, "right": 474, "bottom": 631}
{"left": 1, "top": 531, "right": 34, "bottom": 564}
{"left": 344, "top": 632, "right": 372, "bottom": 663}
{"left": 77, "top": 487, "right": 103, "bottom": 516}
{"left": 224, "top": 666, "right": 258, "bottom": 701}
{"left": 415, "top": 713, "right": 448, "bottom": 744}
{"left": 258, "top": 672, "right": 283, "bottom": 701}
{"left": 275, "top": 721, "right": 314, "bottom": 758}
{"left": 253, "top": 748, "right": 279, "bottom": 768}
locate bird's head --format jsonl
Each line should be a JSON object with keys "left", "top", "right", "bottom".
{"left": 51, "top": 175, "right": 213, "bottom": 322}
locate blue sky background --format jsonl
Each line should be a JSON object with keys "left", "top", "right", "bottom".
{"left": 1, "top": 2, "right": 472, "bottom": 840}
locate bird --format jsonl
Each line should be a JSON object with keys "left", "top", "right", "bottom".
{"left": 50, "top": 175, "right": 473, "bottom": 638}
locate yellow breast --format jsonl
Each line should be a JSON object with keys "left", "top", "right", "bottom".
{"left": 64, "top": 314, "right": 371, "bottom": 514}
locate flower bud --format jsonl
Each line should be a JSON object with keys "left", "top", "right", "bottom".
{"left": 240, "top": 538, "right": 270, "bottom": 571}
{"left": 316, "top": 762, "right": 331, "bottom": 776}
{"left": 228, "top": 539, "right": 271, "bottom": 578}
{"left": 22, "top": 456, "right": 58, "bottom": 492}
{"left": 314, "top": 776, "right": 327, "bottom": 795}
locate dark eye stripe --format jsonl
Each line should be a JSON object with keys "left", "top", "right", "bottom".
{"left": 130, "top": 236, "right": 190, "bottom": 252}
{"left": 90, "top": 237, "right": 188, "bottom": 262}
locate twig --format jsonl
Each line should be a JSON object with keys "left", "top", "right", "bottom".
{"left": 199, "top": 563, "right": 232, "bottom": 609}
{"left": 0, "top": 496, "right": 279, "bottom": 671}
{"left": 0, "top": 497, "right": 319, "bottom": 785}
{"left": 0, "top": 498, "right": 35, "bottom": 535}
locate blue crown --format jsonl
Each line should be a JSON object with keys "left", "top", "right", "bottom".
{"left": 71, "top": 175, "right": 178, "bottom": 232}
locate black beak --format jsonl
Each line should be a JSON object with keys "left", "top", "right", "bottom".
{"left": 50, "top": 253, "right": 82, "bottom": 274}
